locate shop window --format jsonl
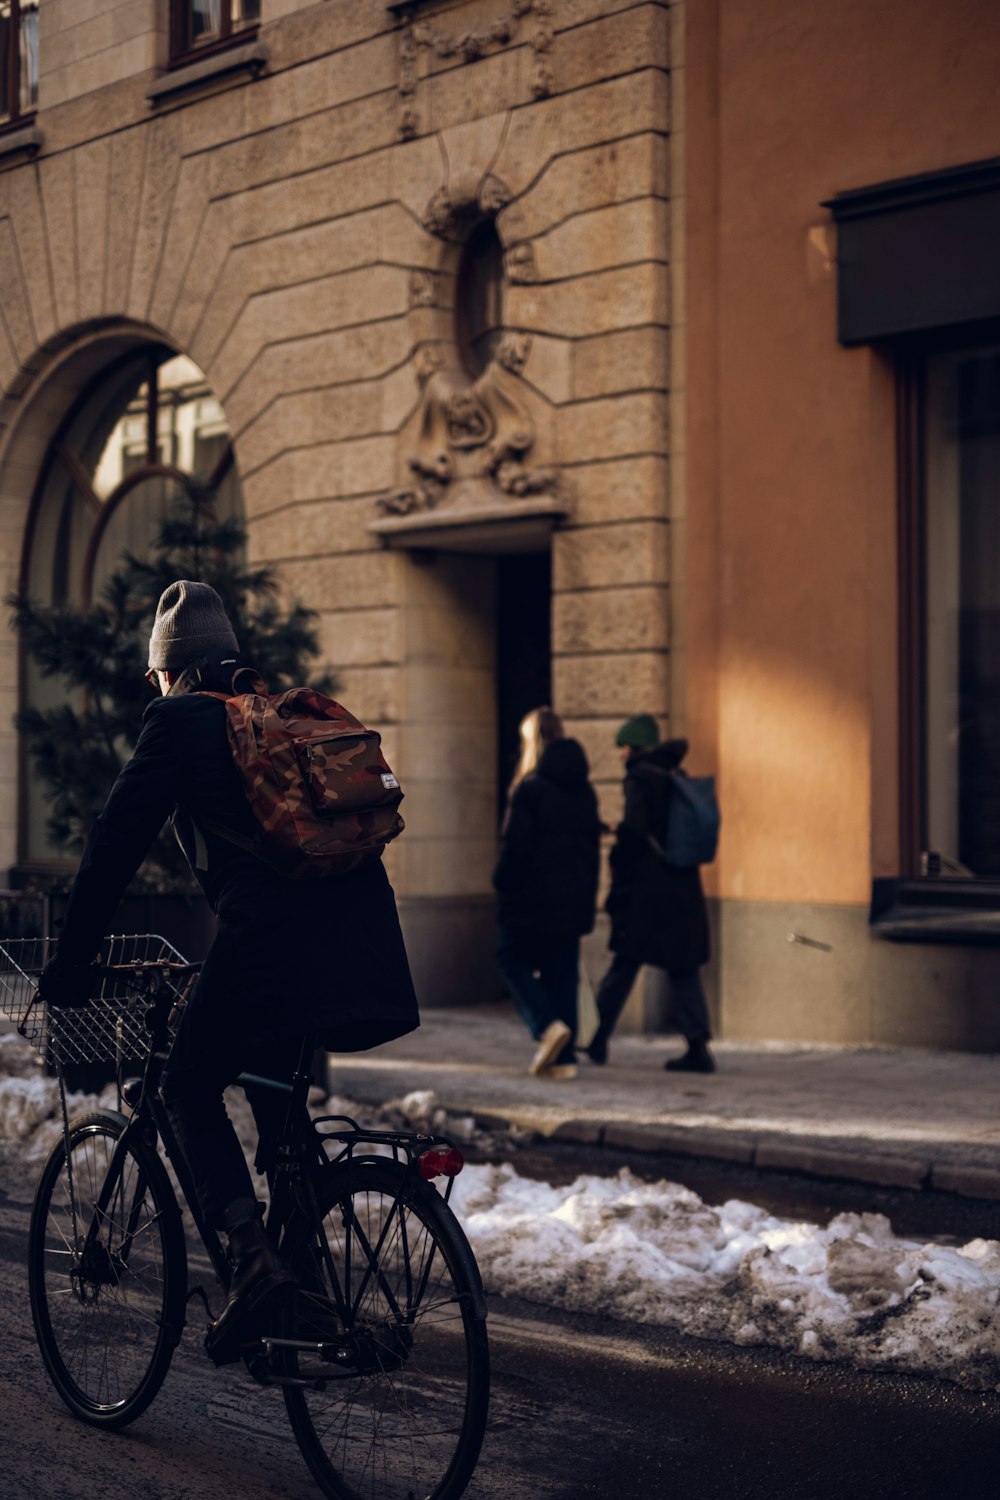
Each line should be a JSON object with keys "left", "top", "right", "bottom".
{"left": 21, "top": 348, "right": 241, "bottom": 863}
{"left": 901, "top": 340, "right": 1000, "bottom": 882}
{"left": 170, "top": 0, "right": 260, "bottom": 66}
{"left": 0, "top": 0, "right": 38, "bottom": 127}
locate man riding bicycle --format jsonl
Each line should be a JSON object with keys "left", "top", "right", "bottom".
{"left": 38, "top": 580, "right": 419, "bottom": 1363}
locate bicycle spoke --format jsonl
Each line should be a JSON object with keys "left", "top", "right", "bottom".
{"left": 282, "top": 1161, "right": 488, "bottom": 1500}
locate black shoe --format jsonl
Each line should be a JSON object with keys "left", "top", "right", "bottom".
{"left": 664, "top": 1043, "right": 716, "bottom": 1074}
{"left": 205, "top": 1203, "right": 297, "bottom": 1366}
{"left": 585, "top": 1032, "right": 609, "bottom": 1065}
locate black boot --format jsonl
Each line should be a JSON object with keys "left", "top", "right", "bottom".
{"left": 205, "top": 1200, "right": 297, "bottom": 1366}
{"left": 664, "top": 1041, "right": 716, "bottom": 1074}
{"left": 585, "top": 1026, "right": 609, "bottom": 1065}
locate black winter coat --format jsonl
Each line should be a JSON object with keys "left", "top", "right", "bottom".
{"left": 492, "top": 738, "right": 601, "bottom": 939}
{"left": 53, "top": 657, "right": 419, "bottom": 1053}
{"left": 607, "top": 740, "right": 710, "bottom": 972}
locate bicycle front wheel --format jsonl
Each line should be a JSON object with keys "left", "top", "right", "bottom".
{"left": 281, "top": 1157, "right": 490, "bottom": 1500}
{"left": 28, "top": 1109, "right": 187, "bottom": 1428}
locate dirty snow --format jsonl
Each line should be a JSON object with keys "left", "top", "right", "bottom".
{"left": 1, "top": 1051, "right": 997, "bottom": 1393}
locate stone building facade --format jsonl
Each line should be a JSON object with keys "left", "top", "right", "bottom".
{"left": 0, "top": 0, "right": 678, "bottom": 1017}
{"left": 4, "top": 1, "right": 998, "bottom": 1050}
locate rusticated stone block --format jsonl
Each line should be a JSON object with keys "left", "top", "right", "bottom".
{"left": 248, "top": 497, "right": 381, "bottom": 561}
{"left": 492, "top": 69, "right": 669, "bottom": 199}
{"left": 520, "top": 334, "right": 573, "bottom": 404}
{"left": 534, "top": 197, "right": 669, "bottom": 284}
{"left": 423, "top": 49, "right": 528, "bottom": 135}
{"left": 205, "top": 263, "right": 410, "bottom": 404}
{"left": 574, "top": 327, "right": 670, "bottom": 401}
{"left": 554, "top": 652, "right": 669, "bottom": 719}
{"left": 332, "top": 666, "right": 404, "bottom": 725}
{"left": 555, "top": 6, "right": 670, "bottom": 96}
{"left": 241, "top": 435, "right": 398, "bottom": 516}
{"left": 509, "top": 263, "right": 669, "bottom": 341}
{"left": 278, "top": 551, "right": 405, "bottom": 611}
{"left": 501, "top": 132, "right": 669, "bottom": 244}
{"left": 557, "top": 391, "right": 669, "bottom": 463}
{"left": 5, "top": 171, "right": 56, "bottom": 347}
{"left": 553, "top": 520, "right": 669, "bottom": 592}
{"left": 319, "top": 608, "right": 402, "bottom": 669}
{"left": 553, "top": 585, "right": 670, "bottom": 654}
{"left": 229, "top": 316, "right": 412, "bottom": 438}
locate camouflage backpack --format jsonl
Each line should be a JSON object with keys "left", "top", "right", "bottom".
{"left": 200, "top": 682, "right": 404, "bottom": 879}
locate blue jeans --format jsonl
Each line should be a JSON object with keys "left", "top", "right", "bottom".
{"left": 496, "top": 929, "right": 579, "bottom": 1065}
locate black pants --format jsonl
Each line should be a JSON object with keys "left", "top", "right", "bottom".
{"left": 161, "top": 982, "right": 307, "bottom": 1231}
{"left": 595, "top": 955, "right": 711, "bottom": 1044}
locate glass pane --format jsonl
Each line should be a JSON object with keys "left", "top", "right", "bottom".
{"left": 189, "top": 0, "right": 222, "bottom": 46}
{"left": 233, "top": 0, "right": 260, "bottom": 27}
{"left": 20, "top": 0, "right": 37, "bottom": 109}
{"left": 925, "top": 346, "right": 1000, "bottom": 878}
{"left": 0, "top": 5, "right": 12, "bottom": 121}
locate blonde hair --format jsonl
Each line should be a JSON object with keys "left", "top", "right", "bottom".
{"left": 508, "top": 705, "right": 563, "bottom": 797}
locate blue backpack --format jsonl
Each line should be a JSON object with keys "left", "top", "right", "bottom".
{"left": 656, "top": 772, "right": 721, "bottom": 868}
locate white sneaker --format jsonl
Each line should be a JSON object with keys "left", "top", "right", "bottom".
{"left": 528, "top": 1020, "right": 573, "bottom": 1075}
{"left": 544, "top": 1064, "right": 578, "bottom": 1081}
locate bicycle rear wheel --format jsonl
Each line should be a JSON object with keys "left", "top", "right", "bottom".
{"left": 28, "top": 1110, "right": 187, "bottom": 1428}
{"left": 281, "top": 1157, "right": 490, "bottom": 1500}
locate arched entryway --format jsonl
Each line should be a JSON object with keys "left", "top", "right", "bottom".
{"left": 0, "top": 329, "right": 243, "bottom": 875}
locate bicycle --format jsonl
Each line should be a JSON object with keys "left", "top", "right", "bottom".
{"left": 0, "top": 934, "right": 490, "bottom": 1500}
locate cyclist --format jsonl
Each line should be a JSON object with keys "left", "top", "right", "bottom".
{"left": 38, "top": 580, "right": 419, "bottom": 1363}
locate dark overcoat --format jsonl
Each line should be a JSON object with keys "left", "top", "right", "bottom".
{"left": 607, "top": 741, "right": 710, "bottom": 973}
{"left": 492, "top": 738, "right": 601, "bottom": 940}
{"left": 53, "top": 659, "right": 419, "bottom": 1052}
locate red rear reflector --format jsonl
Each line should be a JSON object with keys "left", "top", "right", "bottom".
{"left": 418, "top": 1147, "right": 465, "bottom": 1180}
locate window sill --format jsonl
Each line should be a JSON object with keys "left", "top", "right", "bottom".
{"left": 148, "top": 39, "right": 267, "bottom": 105}
{"left": 870, "top": 876, "right": 1000, "bottom": 944}
{"left": 0, "top": 122, "right": 42, "bottom": 164}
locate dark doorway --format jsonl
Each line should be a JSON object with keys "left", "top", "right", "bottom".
{"left": 496, "top": 550, "right": 552, "bottom": 819}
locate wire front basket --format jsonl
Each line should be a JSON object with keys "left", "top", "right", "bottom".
{"left": 0, "top": 933, "right": 190, "bottom": 1068}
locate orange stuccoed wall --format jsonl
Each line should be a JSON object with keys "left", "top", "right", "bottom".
{"left": 685, "top": 0, "right": 1000, "bottom": 911}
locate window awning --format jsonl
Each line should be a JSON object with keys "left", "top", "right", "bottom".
{"left": 825, "top": 157, "right": 1000, "bottom": 345}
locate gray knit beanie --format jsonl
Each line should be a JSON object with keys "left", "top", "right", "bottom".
{"left": 148, "top": 580, "right": 239, "bottom": 671}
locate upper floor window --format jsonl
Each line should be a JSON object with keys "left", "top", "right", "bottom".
{"left": 0, "top": 0, "right": 39, "bottom": 126}
{"left": 170, "top": 0, "right": 260, "bottom": 66}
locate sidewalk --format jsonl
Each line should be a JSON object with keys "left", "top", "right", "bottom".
{"left": 329, "top": 1005, "right": 1000, "bottom": 1201}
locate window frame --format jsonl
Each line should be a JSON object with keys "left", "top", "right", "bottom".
{"left": 896, "top": 318, "right": 1000, "bottom": 890}
{"left": 168, "top": 0, "right": 260, "bottom": 71}
{"left": 0, "top": 0, "right": 38, "bottom": 133}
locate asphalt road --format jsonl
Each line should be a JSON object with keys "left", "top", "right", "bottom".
{"left": 0, "top": 1160, "right": 996, "bottom": 1500}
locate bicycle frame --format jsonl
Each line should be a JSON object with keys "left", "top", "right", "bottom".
{"left": 59, "top": 968, "right": 463, "bottom": 1349}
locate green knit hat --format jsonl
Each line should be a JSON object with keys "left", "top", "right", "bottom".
{"left": 615, "top": 714, "right": 659, "bottom": 749}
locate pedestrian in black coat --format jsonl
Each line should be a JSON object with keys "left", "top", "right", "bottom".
{"left": 493, "top": 708, "right": 601, "bottom": 1079}
{"left": 586, "top": 714, "right": 715, "bottom": 1073}
{"left": 39, "top": 580, "right": 419, "bottom": 1362}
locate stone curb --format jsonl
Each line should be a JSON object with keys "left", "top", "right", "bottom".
{"left": 473, "top": 1110, "right": 1000, "bottom": 1200}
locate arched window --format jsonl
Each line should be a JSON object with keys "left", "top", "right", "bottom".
{"left": 21, "top": 347, "right": 242, "bottom": 864}
{"left": 455, "top": 219, "right": 506, "bottom": 378}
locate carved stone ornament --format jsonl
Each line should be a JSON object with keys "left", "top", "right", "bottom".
{"left": 408, "top": 269, "right": 439, "bottom": 308}
{"left": 395, "top": 0, "right": 555, "bottom": 136}
{"left": 375, "top": 356, "right": 561, "bottom": 519}
{"left": 505, "top": 241, "right": 537, "bottom": 284}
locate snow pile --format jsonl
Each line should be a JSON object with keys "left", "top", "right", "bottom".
{"left": 450, "top": 1161, "right": 1000, "bottom": 1391}
{"left": 0, "top": 1036, "right": 119, "bottom": 1158}
{"left": 1, "top": 1057, "right": 997, "bottom": 1392}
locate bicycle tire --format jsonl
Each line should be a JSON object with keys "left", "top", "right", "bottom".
{"left": 28, "top": 1109, "right": 187, "bottom": 1429}
{"left": 280, "top": 1156, "right": 490, "bottom": 1500}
